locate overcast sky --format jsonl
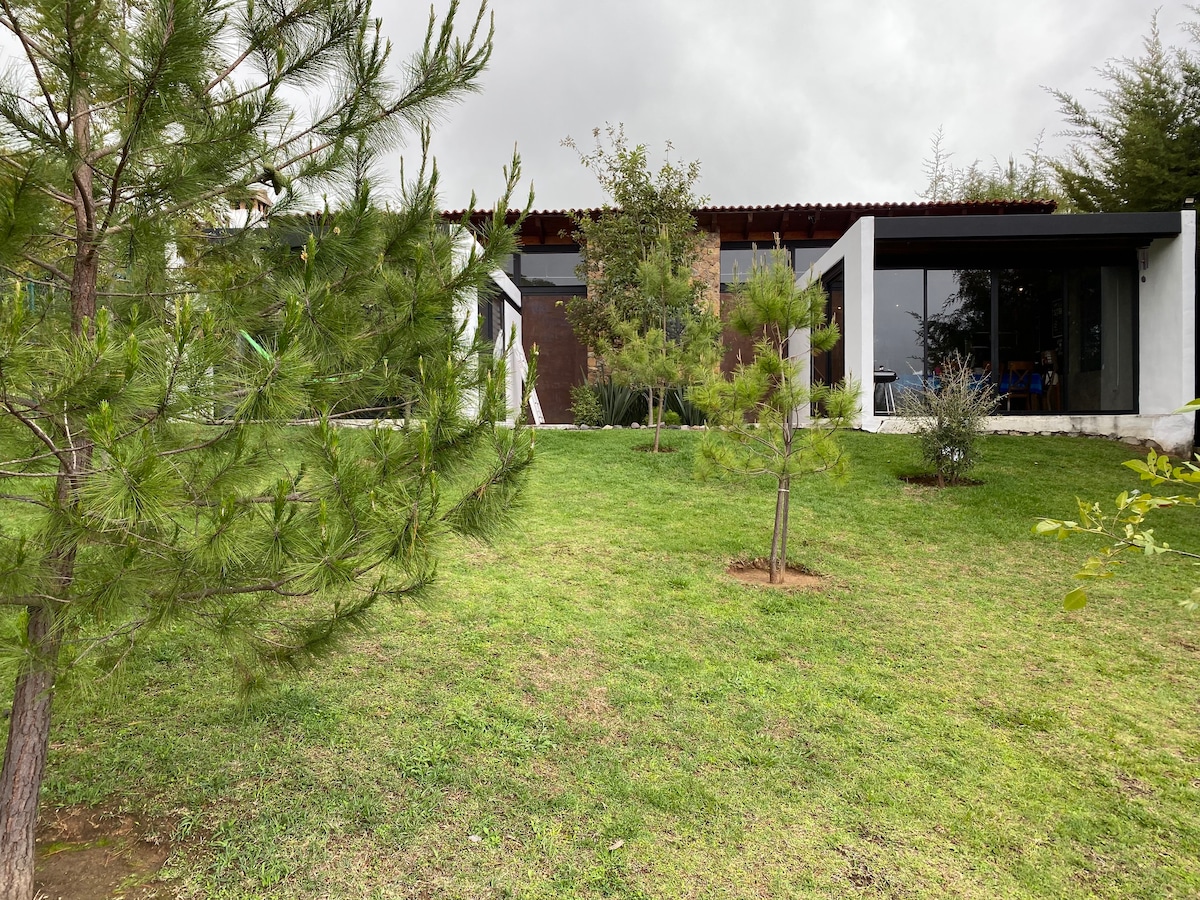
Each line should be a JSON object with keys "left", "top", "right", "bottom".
{"left": 375, "top": 1, "right": 1194, "bottom": 212}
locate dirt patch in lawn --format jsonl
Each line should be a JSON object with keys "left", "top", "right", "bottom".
{"left": 632, "top": 444, "right": 678, "bottom": 453}
{"left": 898, "top": 473, "right": 983, "bottom": 487}
{"left": 726, "top": 559, "right": 825, "bottom": 590}
{"left": 36, "top": 805, "right": 173, "bottom": 900}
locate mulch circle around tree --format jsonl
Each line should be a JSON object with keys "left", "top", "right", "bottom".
{"left": 632, "top": 444, "right": 679, "bottom": 453}
{"left": 36, "top": 805, "right": 174, "bottom": 900}
{"left": 898, "top": 474, "right": 984, "bottom": 488}
{"left": 726, "top": 558, "right": 825, "bottom": 590}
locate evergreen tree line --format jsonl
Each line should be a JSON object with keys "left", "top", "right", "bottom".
{"left": 922, "top": 9, "right": 1200, "bottom": 212}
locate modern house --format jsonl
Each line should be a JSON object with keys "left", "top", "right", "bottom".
{"left": 454, "top": 201, "right": 1198, "bottom": 453}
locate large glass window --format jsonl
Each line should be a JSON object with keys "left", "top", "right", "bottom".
{"left": 793, "top": 246, "right": 832, "bottom": 277}
{"left": 720, "top": 245, "right": 832, "bottom": 285}
{"left": 517, "top": 250, "right": 583, "bottom": 287}
{"left": 1065, "top": 267, "right": 1134, "bottom": 411}
{"left": 996, "top": 269, "right": 1062, "bottom": 411}
{"left": 925, "top": 269, "right": 992, "bottom": 375}
{"left": 872, "top": 265, "right": 1136, "bottom": 415}
{"left": 720, "top": 247, "right": 781, "bottom": 285}
{"left": 873, "top": 269, "right": 924, "bottom": 383}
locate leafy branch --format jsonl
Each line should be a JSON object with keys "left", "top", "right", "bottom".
{"left": 1035, "top": 441, "right": 1200, "bottom": 610}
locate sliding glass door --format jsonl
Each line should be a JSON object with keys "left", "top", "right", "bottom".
{"left": 873, "top": 264, "right": 1136, "bottom": 414}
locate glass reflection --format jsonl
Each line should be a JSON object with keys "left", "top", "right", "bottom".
{"left": 720, "top": 247, "right": 779, "bottom": 284}
{"left": 924, "top": 269, "right": 991, "bottom": 375}
{"left": 871, "top": 265, "right": 1135, "bottom": 416}
{"left": 873, "top": 268, "right": 923, "bottom": 370}
{"left": 518, "top": 251, "right": 583, "bottom": 287}
{"left": 793, "top": 246, "right": 831, "bottom": 278}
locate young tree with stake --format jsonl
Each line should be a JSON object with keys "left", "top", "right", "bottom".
{"left": 694, "top": 244, "right": 858, "bottom": 584}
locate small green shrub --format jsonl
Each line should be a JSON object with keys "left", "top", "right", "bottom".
{"left": 897, "top": 352, "right": 998, "bottom": 485}
{"left": 595, "top": 379, "right": 645, "bottom": 426}
{"left": 570, "top": 384, "right": 604, "bottom": 426}
{"left": 663, "top": 410, "right": 682, "bottom": 427}
{"left": 666, "top": 388, "right": 706, "bottom": 425}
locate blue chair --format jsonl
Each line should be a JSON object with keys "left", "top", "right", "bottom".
{"left": 1003, "top": 361, "right": 1036, "bottom": 410}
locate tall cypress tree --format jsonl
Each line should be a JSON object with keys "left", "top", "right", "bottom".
{"left": 0, "top": 1, "right": 533, "bottom": 895}
{"left": 1052, "top": 11, "right": 1200, "bottom": 212}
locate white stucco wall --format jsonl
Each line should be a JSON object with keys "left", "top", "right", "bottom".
{"left": 1140, "top": 211, "right": 1196, "bottom": 405}
{"left": 811, "top": 217, "right": 876, "bottom": 429}
{"left": 453, "top": 235, "right": 526, "bottom": 423}
{"left": 492, "top": 267, "right": 525, "bottom": 424}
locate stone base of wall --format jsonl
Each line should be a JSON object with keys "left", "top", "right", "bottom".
{"left": 868, "top": 413, "right": 1196, "bottom": 456}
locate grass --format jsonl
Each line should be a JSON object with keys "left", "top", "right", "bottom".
{"left": 32, "top": 429, "right": 1200, "bottom": 898}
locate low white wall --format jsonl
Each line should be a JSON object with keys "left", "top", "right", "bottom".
{"left": 874, "top": 413, "right": 1194, "bottom": 455}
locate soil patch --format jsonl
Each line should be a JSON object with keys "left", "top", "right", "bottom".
{"left": 898, "top": 473, "right": 983, "bottom": 487}
{"left": 632, "top": 444, "right": 678, "bottom": 453}
{"left": 36, "top": 805, "right": 173, "bottom": 900}
{"left": 726, "top": 558, "right": 825, "bottom": 590}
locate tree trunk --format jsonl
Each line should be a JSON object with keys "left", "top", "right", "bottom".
{"left": 0, "top": 78, "right": 93, "bottom": 899}
{"left": 777, "top": 474, "right": 791, "bottom": 583}
{"left": 769, "top": 478, "right": 789, "bottom": 584}
{"left": 69, "top": 242, "right": 98, "bottom": 337}
{"left": 653, "top": 388, "right": 666, "bottom": 453}
{"left": 0, "top": 607, "right": 60, "bottom": 900}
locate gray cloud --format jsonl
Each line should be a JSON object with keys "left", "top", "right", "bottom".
{"left": 375, "top": 0, "right": 1193, "bottom": 210}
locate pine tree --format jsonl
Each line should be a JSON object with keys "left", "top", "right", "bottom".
{"left": 603, "top": 236, "right": 720, "bottom": 452}
{"left": 1051, "top": 11, "right": 1200, "bottom": 212}
{"left": 919, "top": 126, "right": 1062, "bottom": 204}
{"left": 693, "top": 244, "right": 858, "bottom": 584}
{"left": 0, "top": 1, "right": 533, "bottom": 895}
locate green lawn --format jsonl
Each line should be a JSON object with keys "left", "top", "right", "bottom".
{"left": 38, "top": 430, "right": 1200, "bottom": 898}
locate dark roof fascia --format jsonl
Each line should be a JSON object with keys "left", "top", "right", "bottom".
{"left": 444, "top": 201, "right": 1059, "bottom": 247}
{"left": 874, "top": 211, "right": 1182, "bottom": 243}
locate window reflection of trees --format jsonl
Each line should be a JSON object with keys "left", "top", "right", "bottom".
{"left": 921, "top": 270, "right": 990, "bottom": 373}
{"left": 919, "top": 269, "right": 1064, "bottom": 375}
{"left": 875, "top": 264, "right": 1132, "bottom": 413}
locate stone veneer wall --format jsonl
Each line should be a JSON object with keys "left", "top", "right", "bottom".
{"left": 692, "top": 229, "right": 721, "bottom": 315}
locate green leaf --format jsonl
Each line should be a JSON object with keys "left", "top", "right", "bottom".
{"left": 1063, "top": 587, "right": 1088, "bottom": 611}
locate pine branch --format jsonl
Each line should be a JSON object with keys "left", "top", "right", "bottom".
{"left": 97, "top": 0, "right": 181, "bottom": 237}
{"left": 0, "top": 398, "right": 65, "bottom": 464}
{"left": 17, "top": 252, "right": 70, "bottom": 285}
{"left": 0, "top": 0, "right": 66, "bottom": 137}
